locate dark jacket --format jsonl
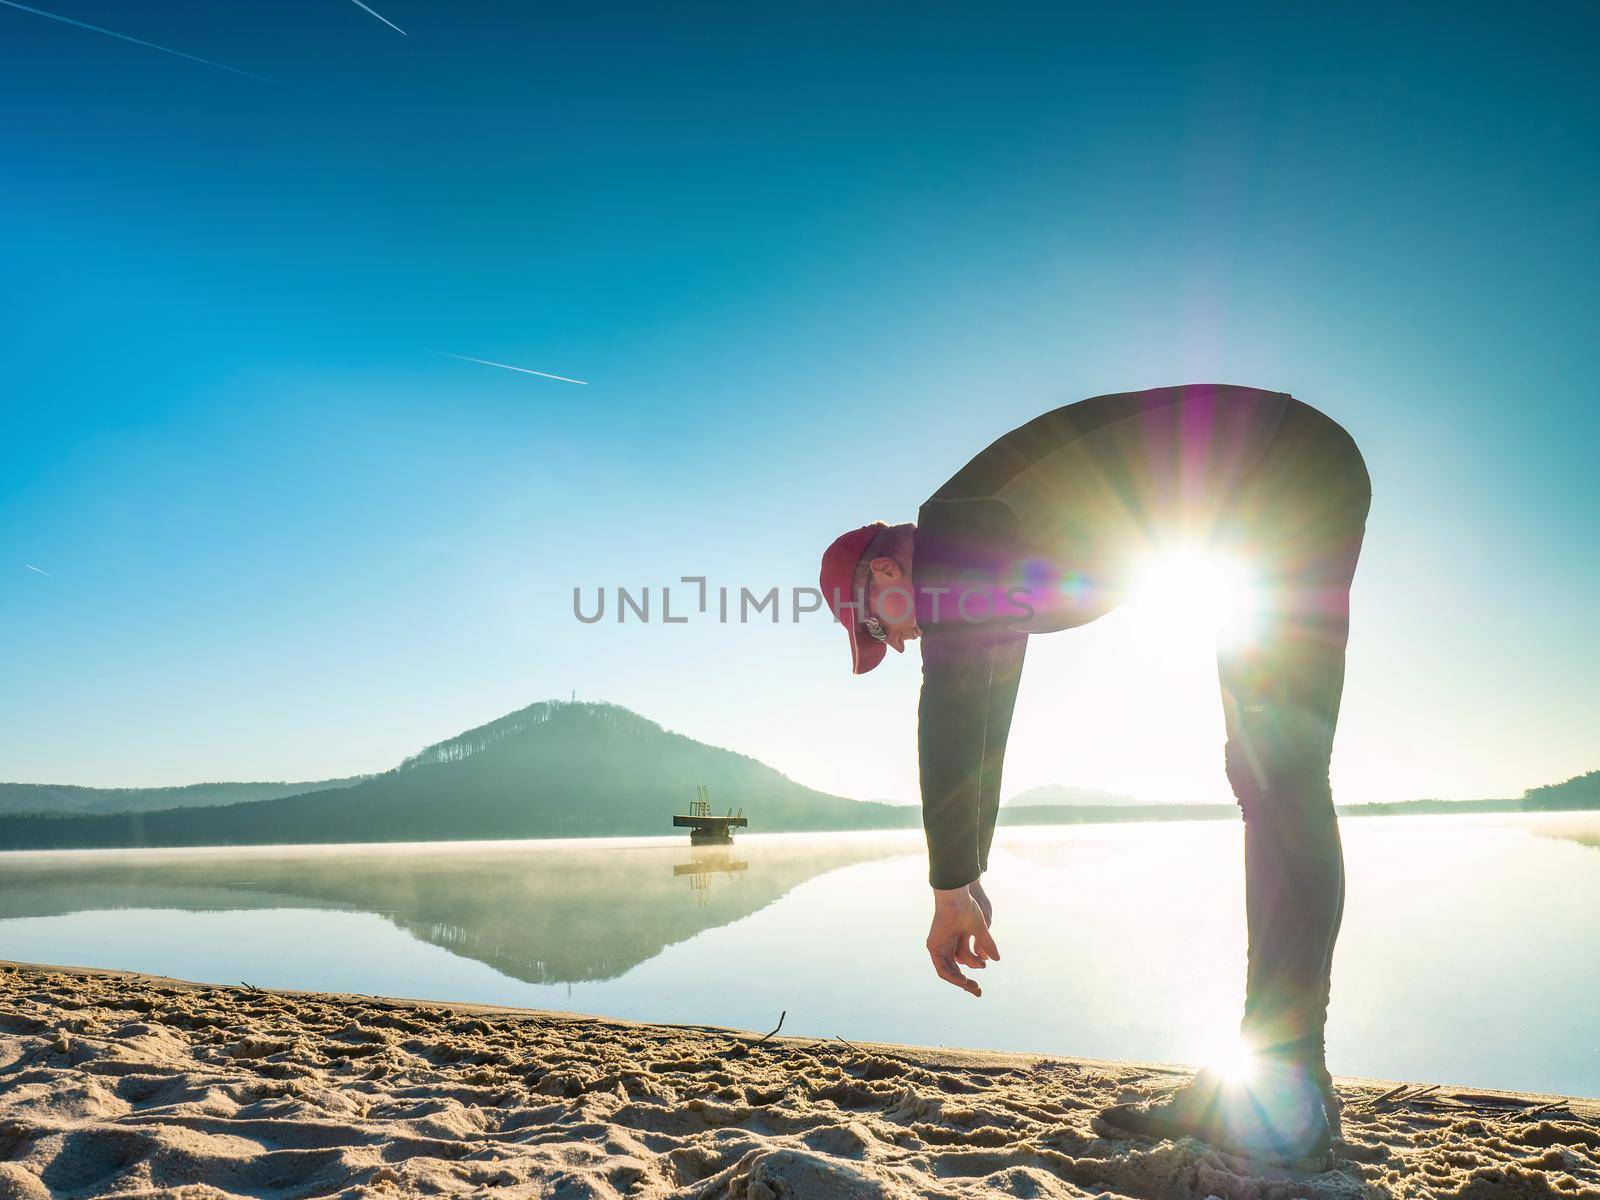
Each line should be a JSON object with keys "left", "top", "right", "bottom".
{"left": 912, "top": 383, "right": 1298, "bottom": 888}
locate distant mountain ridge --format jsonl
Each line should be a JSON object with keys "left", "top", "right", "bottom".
{"left": 0, "top": 777, "right": 367, "bottom": 817}
{"left": 0, "top": 701, "right": 1593, "bottom": 851}
{"left": 0, "top": 701, "right": 918, "bottom": 850}
{"left": 1007, "top": 784, "right": 1145, "bottom": 808}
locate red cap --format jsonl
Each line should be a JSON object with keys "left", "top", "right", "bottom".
{"left": 819, "top": 523, "right": 887, "bottom": 675}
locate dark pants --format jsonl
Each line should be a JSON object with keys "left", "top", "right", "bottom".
{"left": 1215, "top": 400, "right": 1371, "bottom": 1075}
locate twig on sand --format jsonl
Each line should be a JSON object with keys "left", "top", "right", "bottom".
{"left": 1450, "top": 1093, "right": 1531, "bottom": 1111}
{"left": 720, "top": 1010, "right": 786, "bottom": 1058}
{"left": 1362, "top": 1083, "right": 1442, "bottom": 1112}
{"left": 753, "top": 1010, "right": 787, "bottom": 1047}
{"left": 833, "top": 1034, "right": 863, "bottom": 1054}
{"left": 1356, "top": 1084, "right": 1410, "bottom": 1111}
{"left": 1518, "top": 1099, "right": 1567, "bottom": 1119}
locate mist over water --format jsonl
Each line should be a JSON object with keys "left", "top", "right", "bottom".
{"left": 2, "top": 812, "right": 1596, "bottom": 1098}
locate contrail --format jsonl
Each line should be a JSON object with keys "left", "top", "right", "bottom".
{"left": 431, "top": 351, "right": 589, "bottom": 386}
{"left": 24, "top": 564, "right": 53, "bottom": 577}
{"left": 345, "top": 0, "right": 405, "bottom": 35}
{"left": 0, "top": 1, "right": 298, "bottom": 90}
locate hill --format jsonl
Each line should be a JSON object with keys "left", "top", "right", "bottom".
{"left": 0, "top": 701, "right": 918, "bottom": 850}
{"left": 1006, "top": 784, "right": 1146, "bottom": 808}
{"left": 0, "top": 777, "right": 366, "bottom": 818}
{"left": 0, "top": 701, "right": 1592, "bottom": 851}
{"left": 1523, "top": 769, "right": 1600, "bottom": 809}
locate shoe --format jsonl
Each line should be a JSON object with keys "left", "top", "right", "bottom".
{"left": 1097, "top": 1065, "right": 1333, "bottom": 1168}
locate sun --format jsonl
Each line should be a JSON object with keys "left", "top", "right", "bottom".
{"left": 1203, "top": 1029, "right": 1261, "bottom": 1084}
{"left": 1129, "top": 547, "right": 1262, "bottom": 649}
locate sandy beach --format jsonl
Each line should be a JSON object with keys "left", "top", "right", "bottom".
{"left": 0, "top": 962, "right": 1594, "bottom": 1199}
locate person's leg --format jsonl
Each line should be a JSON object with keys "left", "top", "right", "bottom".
{"left": 1099, "top": 723, "right": 1350, "bottom": 1169}
{"left": 1218, "top": 407, "right": 1370, "bottom": 1081}
{"left": 1220, "top": 604, "right": 1351, "bottom": 1073}
{"left": 1097, "top": 403, "right": 1369, "bottom": 1165}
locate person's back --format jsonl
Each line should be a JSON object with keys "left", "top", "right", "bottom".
{"left": 928, "top": 383, "right": 1291, "bottom": 534}
{"left": 914, "top": 384, "right": 1350, "bottom": 633}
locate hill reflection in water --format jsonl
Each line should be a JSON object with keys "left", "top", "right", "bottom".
{"left": 0, "top": 834, "right": 915, "bottom": 985}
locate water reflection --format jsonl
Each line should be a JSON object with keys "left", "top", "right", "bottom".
{"left": 673, "top": 846, "right": 749, "bottom": 904}
{"left": 1536, "top": 821, "right": 1600, "bottom": 853}
{"left": 2, "top": 815, "right": 1597, "bottom": 1096}
{"left": 0, "top": 835, "right": 911, "bottom": 984}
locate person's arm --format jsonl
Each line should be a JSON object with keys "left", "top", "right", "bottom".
{"left": 975, "top": 631, "right": 1026, "bottom": 877}
{"left": 918, "top": 621, "right": 1028, "bottom": 889}
{"left": 918, "top": 621, "right": 1027, "bottom": 997}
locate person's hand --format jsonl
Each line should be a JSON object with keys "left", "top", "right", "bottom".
{"left": 926, "top": 885, "right": 1000, "bottom": 997}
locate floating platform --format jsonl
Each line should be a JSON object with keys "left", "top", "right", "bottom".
{"left": 672, "top": 815, "right": 749, "bottom": 844}
{"left": 673, "top": 786, "right": 748, "bottom": 844}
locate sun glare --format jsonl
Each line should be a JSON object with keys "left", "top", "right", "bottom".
{"left": 1202, "top": 1029, "right": 1260, "bottom": 1084}
{"left": 1130, "top": 548, "right": 1262, "bottom": 649}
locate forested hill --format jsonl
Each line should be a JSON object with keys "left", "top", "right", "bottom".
{"left": 0, "top": 701, "right": 917, "bottom": 850}
{"left": 1523, "top": 770, "right": 1600, "bottom": 808}
{"left": 1, "top": 702, "right": 1592, "bottom": 851}
{"left": 0, "top": 777, "right": 365, "bottom": 817}
{"left": 1338, "top": 770, "right": 1600, "bottom": 817}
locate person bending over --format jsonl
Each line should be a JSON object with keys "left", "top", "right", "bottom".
{"left": 818, "top": 383, "right": 1371, "bottom": 1165}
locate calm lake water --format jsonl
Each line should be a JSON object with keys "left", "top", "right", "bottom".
{"left": 2, "top": 811, "right": 1596, "bottom": 1098}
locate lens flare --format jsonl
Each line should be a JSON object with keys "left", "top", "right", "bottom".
{"left": 1130, "top": 548, "right": 1262, "bottom": 649}
{"left": 1204, "top": 1030, "right": 1260, "bottom": 1084}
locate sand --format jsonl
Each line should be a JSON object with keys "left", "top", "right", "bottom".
{"left": 0, "top": 962, "right": 1595, "bottom": 1199}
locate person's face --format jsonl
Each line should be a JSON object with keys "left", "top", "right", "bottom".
{"left": 864, "top": 555, "right": 920, "bottom": 654}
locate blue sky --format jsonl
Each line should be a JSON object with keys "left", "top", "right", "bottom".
{"left": 2, "top": 1, "right": 1595, "bottom": 804}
